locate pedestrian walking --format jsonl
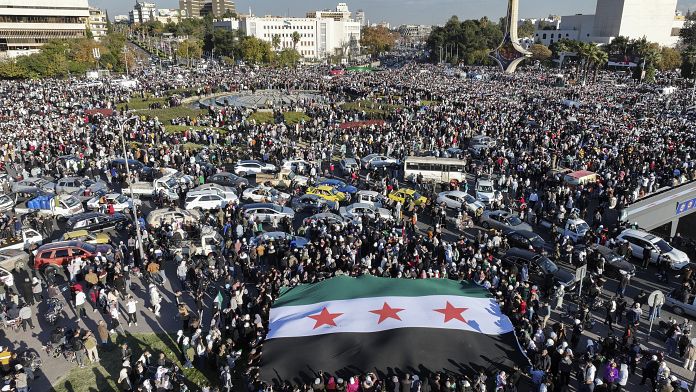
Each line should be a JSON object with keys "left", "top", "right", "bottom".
{"left": 126, "top": 295, "right": 138, "bottom": 327}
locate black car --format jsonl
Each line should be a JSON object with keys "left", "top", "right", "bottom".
{"left": 290, "top": 194, "right": 337, "bottom": 213}
{"left": 502, "top": 228, "right": 552, "bottom": 253}
{"left": 110, "top": 158, "right": 153, "bottom": 180}
{"left": 66, "top": 212, "right": 129, "bottom": 232}
{"left": 502, "top": 248, "right": 576, "bottom": 288}
{"left": 573, "top": 244, "right": 636, "bottom": 278}
{"left": 208, "top": 172, "right": 249, "bottom": 188}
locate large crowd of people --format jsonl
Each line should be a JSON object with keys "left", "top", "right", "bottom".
{"left": 0, "top": 59, "right": 694, "bottom": 392}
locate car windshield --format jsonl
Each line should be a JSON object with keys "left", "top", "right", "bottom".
{"left": 656, "top": 240, "right": 673, "bottom": 253}
{"left": 63, "top": 197, "right": 80, "bottom": 207}
{"left": 115, "top": 195, "right": 129, "bottom": 203}
{"left": 537, "top": 257, "right": 558, "bottom": 273}
{"left": 164, "top": 178, "right": 178, "bottom": 189}
{"left": 464, "top": 194, "right": 476, "bottom": 203}
{"left": 576, "top": 222, "right": 590, "bottom": 232}
{"left": 507, "top": 216, "right": 522, "bottom": 226}
{"left": 412, "top": 191, "right": 423, "bottom": 199}
{"left": 0, "top": 195, "right": 10, "bottom": 203}
{"left": 478, "top": 185, "right": 493, "bottom": 193}
{"left": 81, "top": 178, "right": 95, "bottom": 187}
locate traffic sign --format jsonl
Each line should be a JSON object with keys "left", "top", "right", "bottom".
{"left": 648, "top": 290, "right": 665, "bottom": 307}
{"left": 575, "top": 264, "right": 587, "bottom": 282}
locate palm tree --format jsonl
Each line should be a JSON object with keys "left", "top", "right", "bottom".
{"left": 592, "top": 47, "right": 609, "bottom": 83}
{"left": 291, "top": 31, "right": 300, "bottom": 51}
{"left": 272, "top": 34, "right": 281, "bottom": 52}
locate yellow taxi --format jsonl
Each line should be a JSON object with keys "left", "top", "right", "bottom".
{"left": 388, "top": 188, "right": 428, "bottom": 206}
{"left": 305, "top": 185, "right": 348, "bottom": 203}
{"left": 62, "top": 229, "right": 111, "bottom": 244}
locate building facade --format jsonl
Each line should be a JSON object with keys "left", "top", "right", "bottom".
{"left": 241, "top": 15, "right": 360, "bottom": 60}
{"left": 533, "top": 0, "right": 681, "bottom": 47}
{"left": 129, "top": 1, "right": 156, "bottom": 24}
{"left": 398, "top": 25, "right": 432, "bottom": 42}
{"left": 211, "top": 0, "right": 235, "bottom": 17}
{"left": 306, "top": 2, "right": 351, "bottom": 21}
{"left": 179, "top": 0, "right": 203, "bottom": 18}
{"left": 0, "top": 0, "right": 89, "bottom": 55}
{"left": 88, "top": 7, "right": 108, "bottom": 41}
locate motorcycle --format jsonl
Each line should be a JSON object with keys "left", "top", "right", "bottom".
{"left": 44, "top": 297, "right": 64, "bottom": 325}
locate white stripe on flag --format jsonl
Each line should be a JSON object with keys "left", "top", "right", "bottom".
{"left": 267, "top": 295, "right": 513, "bottom": 339}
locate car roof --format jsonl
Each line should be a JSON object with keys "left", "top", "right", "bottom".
{"left": 440, "top": 190, "right": 467, "bottom": 196}
{"left": 314, "top": 185, "right": 336, "bottom": 191}
{"left": 620, "top": 229, "right": 660, "bottom": 242}
{"left": 242, "top": 203, "right": 279, "bottom": 209}
{"left": 38, "top": 240, "right": 83, "bottom": 250}
{"left": 506, "top": 229, "right": 539, "bottom": 239}
{"left": 505, "top": 247, "right": 537, "bottom": 260}
{"left": 348, "top": 203, "right": 374, "bottom": 209}
{"left": 67, "top": 212, "right": 102, "bottom": 222}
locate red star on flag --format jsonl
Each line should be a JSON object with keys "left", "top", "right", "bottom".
{"left": 307, "top": 307, "right": 343, "bottom": 329}
{"left": 434, "top": 301, "right": 468, "bottom": 323}
{"left": 369, "top": 302, "right": 405, "bottom": 324}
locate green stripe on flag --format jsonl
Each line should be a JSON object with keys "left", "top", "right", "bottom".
{"left": 273, "top": 275, "right": 490, "bottom": 308}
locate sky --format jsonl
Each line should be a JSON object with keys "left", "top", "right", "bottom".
{"left": 95, "top": 0, "right": 695, "bottom": 26}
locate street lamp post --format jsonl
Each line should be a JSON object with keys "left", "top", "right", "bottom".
{"left": 118, "top": 115, "right": 146, "bottom": 264}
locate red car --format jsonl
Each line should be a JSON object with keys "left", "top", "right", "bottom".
{"left": 33, "top": 241, "right": 113, "bottom": 282}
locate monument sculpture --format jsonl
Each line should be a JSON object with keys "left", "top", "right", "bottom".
{"left": 490, "top": 0, "right": 532, "bottom": 73}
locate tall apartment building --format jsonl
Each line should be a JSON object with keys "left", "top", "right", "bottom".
{"left": 180, "top": 0, "right": 203, "bottom": 18}
{"left": 211, "top": 0, "right": 235, "bottom": 17}
{"left": 129, "top": 1, "right": 156, "bottom": 24}
{"left": 0, "top": 0, "right": 89, "bottom": 55}
{"left": 180, "top": 0, "right": 234, "bottom": 18}
{"left": 88, "top": 7, "right": 108, "bottom": 41}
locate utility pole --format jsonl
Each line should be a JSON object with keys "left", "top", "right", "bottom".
{"left": 118, "top": 116, "right": 146, "bottom": 263}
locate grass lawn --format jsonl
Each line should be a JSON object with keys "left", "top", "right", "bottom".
{"left": 164, "top": 124, "right": 226, "bottom": 135}
{"left": 420, "top": 100, "right": 441, "bottom": 106}
{"left": 50, "top": 333, "right": 214, "bottom": 392}
{"left": 283, "top": 111, "right": 310, "bottom": 125}
{"left": 248, "top": 111, "right": 275, "bottom": 124}
{"left": 117, "top": 96, "right": 169, "bottom": 111}
{"left": 141, "top": 107, "right": 208, "bottom": 124}
{"left": 340, "top": 99, "right": 403, "bottom": 119}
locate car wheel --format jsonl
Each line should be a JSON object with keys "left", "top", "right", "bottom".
{"left": 673, "top": 306, "right": 685, "bottom": 316}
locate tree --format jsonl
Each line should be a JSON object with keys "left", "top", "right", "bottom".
{"left": 659, "top": 47, "right": 681, "bottom": 70}
{"left": 0, "top": 60, "right": 29, "bottom": 79}
{"left": 177, "top": 39, "right": 203, "bottom": 66}
{"left": 530, "top": 44, "right": 552, "bottom": 61}
{"left": 361, "top": 26, "right": 397, "bottom": 57}
{"left": 680, "top": 20, "right": 696, "bottom": 48}
{"left": 272, "top": 34, "right": 281, "bottom": 51}
{"left": 240, "top": 36, "right": 273, "bottom": 64}
{"left": 681, "top": 47, "right": 696, "bottom": 79}
{"left": 425, "top": 16, "right": 502, "bottom": 64}
{"left": 291, "top": 31, "right": 300, "bottom": 50}
{"left": 518, "top": 20, "right": 536, "bottom": 38}
{"left": 277, "top": 48, "right": 301, "bottom": 67}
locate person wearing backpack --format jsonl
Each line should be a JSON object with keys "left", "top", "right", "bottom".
{"left": 70, "top": 330, "right": 86, "bottom": 368}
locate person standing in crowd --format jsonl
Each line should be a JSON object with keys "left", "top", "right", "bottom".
{"left": 126, "top": 295, "right": 138, "bottom": 327}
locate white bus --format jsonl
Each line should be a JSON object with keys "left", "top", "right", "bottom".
{"left": 403, "top": 156, "right": 468, "bottom": 184}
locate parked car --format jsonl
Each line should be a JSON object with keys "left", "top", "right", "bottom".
{"left": 290, "top": 194, "right": 338, "bottom": 213}
{"left": 354, "top": 190, "right": 384, "bottom": 208}
{"left": 0, "top": 228, "right": 44, "bottom": 252}
{"left": 502, "top": 228, "right": 551, "bottom": 254}
{"left": 33, "top": 241, "right": 113, "bottom": 282}
{"left": 0, "top": 266, "right": 13, "bottom": 288}
{"left": 667, "top": 288, "right": 696, "bottom": 317}
{"left": 317, "top": 178, "right": 358, "bottom": 195}
{"left": 305, "top": 185, "right": 348, "bottom": 203}
{"left": 502, "top": 247, "right": 576, "bottom": 288}
{"left": 303, "top": 212, "right": 348, "bottom": 229}
{"left": 207, "top": 172, "right": 249, "bottom": 188}
{"left": 388, "top": 188, "right": 427, "bottom": 206}
{"left": 55, "top": 176, "right": 107, "bottom": 196}
{"left": 66, "top": 212, "right": 129, "bottom": 232}
{"left": 339, "top": 158, "right": 359, "bottom": 174}
{"left": 192, "top": 184, "right": 239, "bottom": 201}
{"left": 360, "top": 154, "right": 399, "bottom": 169}
{"left": 184, "top": 189, "right": 238, "bottom": 211}
{"left": 250, "top": 231, "right": 309, "bottom": 249}
{"left": 62, "top": 230, "right": 111, "bottom": 244}
{"left": 475, "top": 177, "right": 502, "bottom": 206}
{"left": 480, "top": 210, "right": 532, "bottom": 232}
{"left": 616, "top": 229, "right": 690, "bottom": 270}
{"left": 109, "top": 158, "right": 154, "bottom": 180}
{"left": 242, "top": 186, "right": 290, "bottom": 204}
{"left": 436, "top": 190, "right": 484, "bottom": 217}
{"left": 86, "top": 192, "right": 140, "bottom": 212}
{"left": 0, "top": 249, "right": 30, "bottom": 271}
{"left": 233, "top": 160, "right": 277, "bottom": 176}
{"left": 339, "top": 203, "right": 394, "bottom": 222}
{"left": 573, "top": 243, "right": 636, "bottom": 278}
{"left": 11, "top": 177, "right": 56, "bottom": 194}
{"left": 241, "top": 203, "right": 295, "bottom": 223}
{"left": 0, "top": 194, "right": 14, "bottom": 212}
{"left": 146, "top": 208, "right": 200, "bottom": 229}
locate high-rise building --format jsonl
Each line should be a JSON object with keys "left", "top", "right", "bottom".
{"left": 87, "top": 7, "right": 108, "bottom": 41}
{"left": 180, "top": 0, "right": 204, "bottom": 18}
{"left": 129, "top": 1, "right": 156, "bottom": 24}
{"left": 593, "top": 0, "right": 678, "bottom": 45}
{"left": 0, "top": 0, "right": 89, "bottom": 56}
{"left": 211, "top": 0, "right": 235, "bottom": 17}
{"left": 355, "top": 10, "right": 365, "bottom": 26}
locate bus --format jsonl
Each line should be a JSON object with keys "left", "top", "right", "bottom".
{"left": 403, "top": 156, "right": 468, "bottom": 184}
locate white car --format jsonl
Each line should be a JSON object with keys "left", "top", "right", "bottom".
{"left": 339, "top": 203, "right": 394, "bottom": 222}
{"left": 281, "top": 159, "right": 312, "bottom": 174}
{"left": 86, "top": 193, "right": 140, "bottom": 212}
{"left": 184, "top": 189, "right": 238, "bottom": 211}
{"left": 192, "top": 184, "right": 238, "bottom": 202}
{"left": 0, "top": 194, "right": 14, "bottom": 212}
{"left": 617, "top": 229, "right": 690, "bottom": 270}
{"left": 360, "top": 154, "right": 399, "bottom": 169}
{"left": 475, "top": 178, "right": 502, "bottom": 206}
{"left": 241, "top": 203, "right": 295, "bottom": 223}
{"left": 233, "top": 160, "right": 277, "bottom": 176}
{"left": 242, "top": 186, "right": 290, "bottom": 204}
{"left": 11, "top": 177, "right": 56, "bottom": 194}
{"left": 55, "top": 176, "right": 108, "bottom": 196}
{"left": 436, "top": 190, "right": 485, "bottom": 216}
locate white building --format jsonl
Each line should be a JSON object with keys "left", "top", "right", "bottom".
{"left": 355, "top": 10, "right": 365, "bottom": 26}
{"left": 398, "top": 25, "right": 432, "bottom": 42}
{"left": 213, "top": 18, "right": 239, "bottom": 31}
{"left": 241, "top": 4, "right": 360, "bottom": 60}
{"left": 88, "top": 7, "right": 108, "bottom": 41}
{"left": 129, "top": 1, "right": 156, "bottom": 25}
{"left": 114, "top": 15, "right": 130, "bottom": 24}
{"left": 154, "top": 9, "right": 186, "bottom": 24}
{"left": 0, "top": 0, "right": 89, "bottom": 56}
{"left": 533, "top": 0, "right": 681, "bottom": 47}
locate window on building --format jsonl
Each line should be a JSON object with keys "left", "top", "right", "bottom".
{"left": 542, "top": 33, "right": 546, "bottom": 39}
